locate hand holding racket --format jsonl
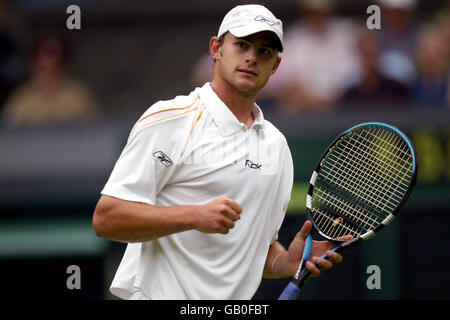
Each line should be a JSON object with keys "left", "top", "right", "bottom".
{"left": 279, "top": 122, "right": 418, "bottom": 300}
{"left": 284, "top": 220, "right": 349, "bottom": 278}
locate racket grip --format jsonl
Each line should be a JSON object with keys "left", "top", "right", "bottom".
{"left": 320, "top": 246, "right": 341, "bottom": 259}
{"left": 278, "top": 282, "right": 301, "bottom": 300}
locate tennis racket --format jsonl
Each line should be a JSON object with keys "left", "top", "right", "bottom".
{"left": 278, "top": 122, "right": 418, "bottom": 300}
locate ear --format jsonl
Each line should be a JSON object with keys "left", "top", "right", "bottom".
{"left": 209, "top": 36, "right": 221, "bottom": 60}
{"left": 271, "top": 56, "right": 282, "bottom": 75}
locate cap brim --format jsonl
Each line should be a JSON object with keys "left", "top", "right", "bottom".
{"left": 229, "top": 25, "right": 283, "bottom": 52}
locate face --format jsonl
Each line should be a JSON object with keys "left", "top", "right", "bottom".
{"left": 210, "top": 31, "right": 281, "bottom": 96}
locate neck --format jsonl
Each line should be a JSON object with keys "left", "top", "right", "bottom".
{"left": 210, "top": 79, "right": 256, "bottom": 128}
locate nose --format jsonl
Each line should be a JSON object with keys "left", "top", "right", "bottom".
{"left": 245, "top": 47, "right": 257, "bottom": 64}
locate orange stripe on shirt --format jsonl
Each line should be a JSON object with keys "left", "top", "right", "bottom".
{"left": 135, "top": 107, "right": 198, "bottom": 132}
{"left": 196, "top": 106, "right": 206, "bottom": 122}
{"left": 138, "top": 95, "right": 199, "bottom": 124}
{"left": 130, "top": 95, "right": 199, "bottom": 136}
{"left": 184, "top": 105, "right": 206, "bottom": 150}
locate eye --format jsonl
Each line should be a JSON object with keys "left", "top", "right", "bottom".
{"left": 259, "top": 47, "right": 275, "bottom": 57}
{"left": 236, "top": 41, "right": 248, "bottom": 49}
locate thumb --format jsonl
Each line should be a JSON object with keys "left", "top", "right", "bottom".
{"left": 287, "top": 220, "right": 312, "bottom": 262}
{"left": 297, "top": 220, "right": 312, "bottom": 241}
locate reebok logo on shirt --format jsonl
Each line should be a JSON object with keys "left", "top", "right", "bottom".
{"left": 153, "top": 151, "right": 173, "bottom": 167}
{"left": 245, "top": 159, "right": 262, "bottom": 171}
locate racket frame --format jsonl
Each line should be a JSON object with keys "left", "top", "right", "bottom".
{"left": 279, "top": 122, "right": 418, "bottom": 299}
{"left": 306, "top": 122, "right": 418, "bottom": 244}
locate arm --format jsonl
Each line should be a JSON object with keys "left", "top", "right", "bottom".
{"left": 263, "top": 240, "right": 291, "bottom": 278}
{"left": 92, "top": 195, "right": 242, "bottom": 243}
{"left": 263, "top": 221, "right": 345, "bottom": 279}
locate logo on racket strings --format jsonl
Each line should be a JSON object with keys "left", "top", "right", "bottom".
{"left": 332, "top": 217, "right": 343, "bottom": 227}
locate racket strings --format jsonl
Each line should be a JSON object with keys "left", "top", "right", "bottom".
{"left": 365, "top": 128, "right": 412, "bottom": 162}
{"left": 362, "top": 129, "right": 413, "bottom": 213}
{"left": 312, "top": 187, "right": 376, "bottom": 238}
{"left": 312, "top": 181, "right": 378, "bottom": 239}
{"left": 324, "top": 149, "right": 400, "bottom": 214}
{"left": 338, "top": 128, "right": 410, "bottom": 207}
{"left": 357, "top": 129, "right": 412, "bottom": 185}
{"left": 342, "top": 129, "right": 409, "bottom": 186}
{"left": 352, "top": 129, "right": 412, "bottom": 208}
{"left": 320, "top": 139, "right": 388, "bottom": 232}
{"left": 314, "top": 183, "right": 378, "bottom": 228}
{"left": 312, "top": 207, "right": 360, "bottom": 238}
{"left": 323, "top": 128, "right": 411, "bottom": 211}
{"left": 328, "top": 130, "right": 410, "bottom": 211}
{"left": 311, "top": 127, "right": 413, "bottom": 239}
{"left": 320, "top": 148, "right": 395, "bottom": 221}
{"left": 332, "top": 127, "right": 411, "bottom": 198}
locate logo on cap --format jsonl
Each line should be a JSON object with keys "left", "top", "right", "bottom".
{"left": 254, "top": 15, "right": 275, "bottom": 26}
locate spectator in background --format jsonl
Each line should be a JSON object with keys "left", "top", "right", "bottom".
{"left": 376, "top": 0, "right": 420, "bottom": 86}
{"left": 191, "top": 52, "right": 213, "bottom": 88}
{"left": 261, "top": 0, "right": 360, "bottom": 114}
{"left": 2, "top": 37, "right": 99, "bottom": 127}
{"left": 340, "top": 28, "right": 411, "bottom": 109}
{"left": 0, "top": 0, "right": 25, "bottom": 110}
{"left": 411, "top": 24, "right": 449, "bottom": 109}
{"left": 433, "top": 0, "right": 450, "bottom": 46}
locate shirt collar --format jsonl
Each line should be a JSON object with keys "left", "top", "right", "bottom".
{"left": 198, "top": 82, "right": 265, "bottom": 137}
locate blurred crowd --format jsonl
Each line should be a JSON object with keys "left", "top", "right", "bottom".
{"left": 194, "top": 0, "right": 450, "bottom": 115}
{"left": 0, "top": 1, "right": 99, "bottom": 128}
{"left": 0, "top": 0, "right": 448, "bottom": 129}
{"left": 1, "top": 36, "right": 99, "bottom": 127}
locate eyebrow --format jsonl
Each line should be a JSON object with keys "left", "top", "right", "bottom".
{"left": 238, "top": 36, "right": 278, "bottom": 50}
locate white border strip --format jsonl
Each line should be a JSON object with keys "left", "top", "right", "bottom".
{"left": 310, "top": 171, "right": 318, "bottom": 185}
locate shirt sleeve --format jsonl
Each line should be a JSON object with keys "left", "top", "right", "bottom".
{"left": 101, "top": 118, "right": 183, "bottom": 205}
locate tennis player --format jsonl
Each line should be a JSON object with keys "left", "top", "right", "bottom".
{"left": 93, "top": 4, "right": 344, "bottom": 300}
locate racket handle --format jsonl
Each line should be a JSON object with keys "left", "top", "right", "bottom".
{"left": 295, "top": 246, "right": 344, "bottom": 289}
{"left": 320, "top": 245, "right": 341, "bottom": 259}
{"left": 279, "top": 245, "right": 347, "bottom": 300}
{"left": 278, "top": 282, "right": 301, "bottom": 300}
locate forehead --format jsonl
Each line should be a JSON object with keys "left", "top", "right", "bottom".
{"left": 226, "top": 31, "right": 280, "bottom": 49}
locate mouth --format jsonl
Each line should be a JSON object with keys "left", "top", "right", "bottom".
{"left": 237, "top": 69, "right": 258, "bottom": 77}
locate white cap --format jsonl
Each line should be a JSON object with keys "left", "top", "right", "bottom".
{"left": 217, "top": 4, "right": 284, "bottom": 52}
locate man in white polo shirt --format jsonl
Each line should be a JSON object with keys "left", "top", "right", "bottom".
{"left": 93, "top": 4, "right": 344, "bottom": 300}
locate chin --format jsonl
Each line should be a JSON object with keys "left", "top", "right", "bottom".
{"left": 235, "top": 79, "right": 262, "bottom": 94}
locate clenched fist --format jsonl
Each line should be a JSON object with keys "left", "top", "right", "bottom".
{"left": 193, "top": 198, "right": 243, "bottom": 234}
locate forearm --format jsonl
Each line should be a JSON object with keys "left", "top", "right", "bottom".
{"left": 92, "top": 195, "right": 196, "bottom": 243}
{"left": 263, "top": 241, "right": 292, "bottom": 279}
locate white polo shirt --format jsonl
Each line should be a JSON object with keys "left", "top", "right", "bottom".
{"left": 102, "top": 82, "right": 294, "bottom": 300}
